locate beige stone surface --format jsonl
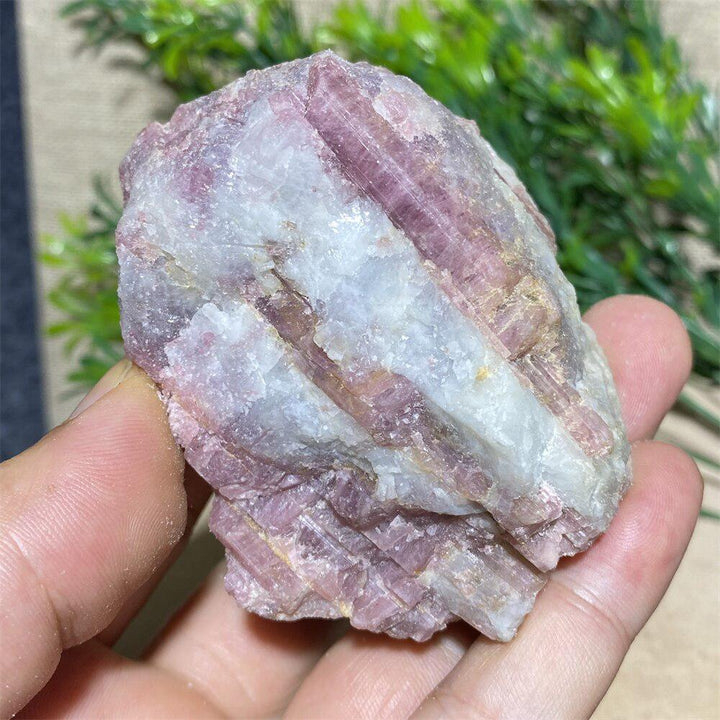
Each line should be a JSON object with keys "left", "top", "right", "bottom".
{"left": 17, "top": 0, "right": 720, "bottom": 717}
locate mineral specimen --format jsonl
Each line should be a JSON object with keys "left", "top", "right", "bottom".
{"left": 117, "top": 51, "right": 631, "bottom": 642}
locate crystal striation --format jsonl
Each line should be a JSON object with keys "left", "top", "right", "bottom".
{"left": 117, "top": 51, "right": 631, "bottom": 641}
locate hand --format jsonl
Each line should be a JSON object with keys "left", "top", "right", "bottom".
{"left": 1, "top": 295, "right": 702, "bottom": 720}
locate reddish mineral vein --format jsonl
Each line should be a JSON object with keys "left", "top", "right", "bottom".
{"left": 253, "top": 272, "right": 583, "bottom": 564}
{"left": 304, "top": 54, "right": 612, "bottom": 457}
{"left": 170, "top": 394, "right": 542, "bottom": 641}
{"left": 120, "top": 233, "right": 594, "bottom": 572}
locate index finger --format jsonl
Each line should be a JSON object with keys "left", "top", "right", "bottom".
{"left": 584, "top": 294, "right": 692, "bottom": 441}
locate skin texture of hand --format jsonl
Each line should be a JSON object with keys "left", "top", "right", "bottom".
{"left": 0, "top": 295, "right": 702, "bottom": 720}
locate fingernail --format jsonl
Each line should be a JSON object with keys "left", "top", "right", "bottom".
{"left": 69, "top": 358, "right": 135, "bottom": 420}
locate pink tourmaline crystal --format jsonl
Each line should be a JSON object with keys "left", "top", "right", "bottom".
{"left": 117, "top": 51, "right": 631, "bottom": 641}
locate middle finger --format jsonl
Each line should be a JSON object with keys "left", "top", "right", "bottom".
{"left": 147, "top": 564, "right": 343, "bottom": 718}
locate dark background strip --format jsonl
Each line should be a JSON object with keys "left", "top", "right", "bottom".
{"left": 1, "top": 0, "right": 45, "bottom": 459}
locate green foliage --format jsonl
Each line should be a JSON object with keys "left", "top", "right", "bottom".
{"left": 41, "top": 178, "right": 123, "bottom": 386}
{"left": 61, "top": 0, "right": 312, "bottom": 99}
{"left": 47, "top": 0, "right": 720, "bottom": 389}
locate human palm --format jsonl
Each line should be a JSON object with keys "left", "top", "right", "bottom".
{"left": 1, "top": 295, "right": 702, "bottom": 719}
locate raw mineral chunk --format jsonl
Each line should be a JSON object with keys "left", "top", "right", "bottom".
{"left": 117, "top": 51, "right": 631, "bottom": 641}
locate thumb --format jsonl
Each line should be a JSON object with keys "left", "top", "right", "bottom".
{"left": 0, "top": 361, "right": 187, "bottom": 717}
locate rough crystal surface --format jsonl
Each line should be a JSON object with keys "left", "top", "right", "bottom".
{"left": 117, "top": 51, "right": 631, "bottom": 642}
